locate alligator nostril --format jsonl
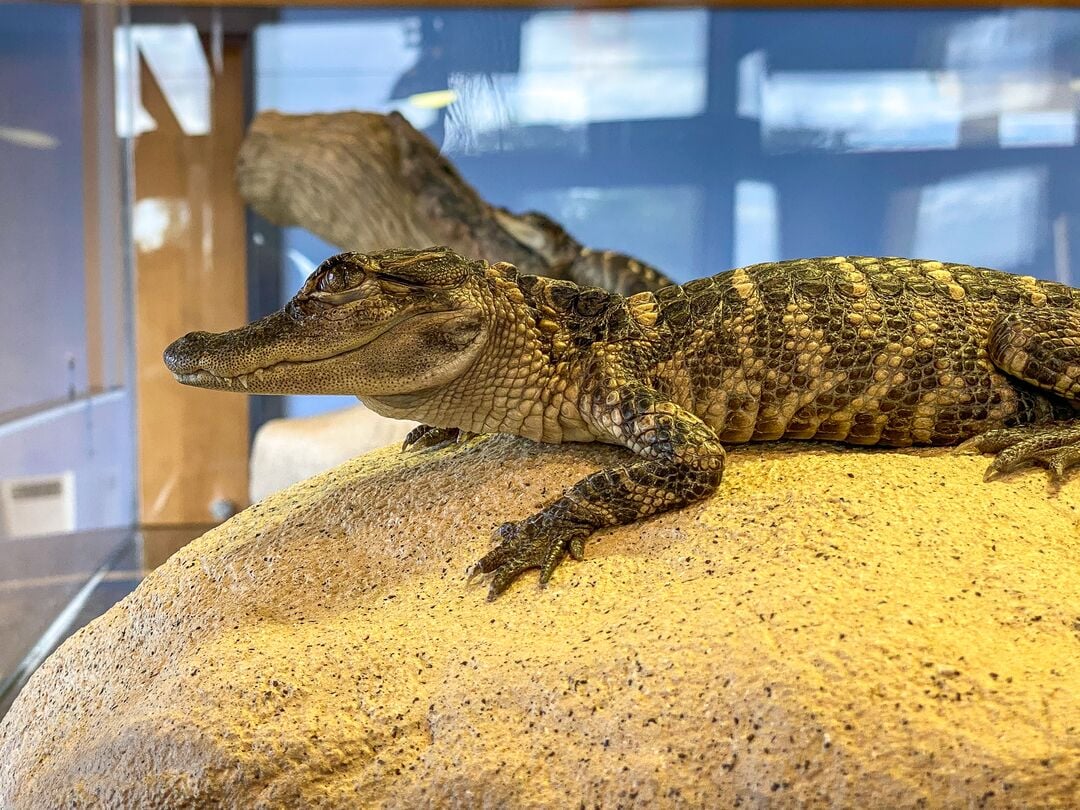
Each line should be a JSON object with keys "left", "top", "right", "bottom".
{"left": 163, "top": 331, "right": 211, "bottom": 374}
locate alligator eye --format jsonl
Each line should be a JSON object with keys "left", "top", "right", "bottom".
{"left": 317, "top": 269, "right": 345, "bottom": 293}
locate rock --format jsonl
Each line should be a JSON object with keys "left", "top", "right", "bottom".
{"left": 249, "top": 405, "right": 416, "bottom": 503}
{"left": 1, "top": 437, "right": 1078, "bottom": 808}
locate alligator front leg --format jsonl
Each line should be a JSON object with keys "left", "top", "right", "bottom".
{"left": 470, "top": 383, "right": 726, "bottom": 599}
{"left": 402, "top": 425, "right": 477, "bottom": 452}
{"left": 957, "top": 309, "right": 1080, "bottom": 480}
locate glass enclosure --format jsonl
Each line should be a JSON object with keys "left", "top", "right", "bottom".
{"left": 0, "top": 8, "right": 135, "bottom": 532}
{"left": 245, "top": 7, "right": 1080, "bottom": 417}
{"left": 1, "top": 2, "right": 1079, "bottom": 713}
{"left": 0, "top": 4, "right": 136, "bottom": 712}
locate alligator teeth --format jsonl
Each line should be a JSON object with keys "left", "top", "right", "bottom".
{"left": 238, "top": 375, "right": 250, "bottom": 390}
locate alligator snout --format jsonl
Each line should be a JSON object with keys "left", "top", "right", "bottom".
{"left": 163, "top": 331, "right": 213, "bottom": 375}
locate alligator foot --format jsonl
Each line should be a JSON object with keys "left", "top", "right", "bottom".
{"left": 468, "top": 513, "right": 592, "bottom": 601}
{"left": 956, "top": 422, "right": 1080, "bottom": 482}
{"left": 402, "top": 425, "right": 476, "bottom": 452}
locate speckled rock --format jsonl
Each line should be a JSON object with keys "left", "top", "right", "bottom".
{"left": 1, "top": 437, "right": 1078, "bottom": 808}
{"left": 249, "top": 404, "right": 416, "bottom": 502}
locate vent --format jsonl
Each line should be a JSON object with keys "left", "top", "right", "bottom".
{"left": 0, "top": 472, "right": 76, "bottom": 539}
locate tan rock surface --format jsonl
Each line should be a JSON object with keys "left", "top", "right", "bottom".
{"left": 249, "top": 404, "right": 417, "bottom": 502}
{"left": 1, "top": 437, "right": 1078, "bottom": 808}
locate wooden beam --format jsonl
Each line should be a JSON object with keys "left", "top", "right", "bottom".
{"left": 133, "top": 37, "right": 250, "bottom": 526}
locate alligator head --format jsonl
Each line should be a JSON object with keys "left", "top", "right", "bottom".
{"left": 163, "top": 247, "right": 491, "bottom": 398}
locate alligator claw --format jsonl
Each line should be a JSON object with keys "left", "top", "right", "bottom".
{"left": 471, "top": 515, "right": 592, "bottom": 600}
{"left": 464, "top": 562, "right": 485, "bottom": 586}
{"left": 402, "top": 425, "right": 476, "bottom": 452}
{"left": 960, "top": 424, "right": 1080, "bottom": 482}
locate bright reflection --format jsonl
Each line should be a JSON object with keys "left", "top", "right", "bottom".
{"left": 286, "top": 248, "right": 318, "bottom": 283}
{"left": 254, "top": 20, "right": 423, "bottom": 120}
{"left": 912, "top": 167, "right": 1045, "bottom": 270}
{"left": 132, "top": 198, "right": 190, "bottom": 253}
{"left": 443, "top": 73, "right": 514, "bottom": 154}
{"left": 128, "top": 25, "right": 211, "bottom": 137}
{"left": 113, "top": 28, "right": 156, "bottom": 138}
{"left": 999, "top": 110, "right": 1077, "bottom": 148}
{"left": 444, "top": 10, "right": 707, "bottom": 153}
{"left": 442, "top": 72, "right": 590, "bottom": 154}
{"left": 1052, "top": 215, "right": 1073, "bottom": 285}
{"left": 734, "top": 181, "right": 780, "bottom": 268}
{"left": 741, "top": 57, "right": 1076, "bottom": 152}
{"left": 736, "top": 50, "right": 766, "bottom": 120}
{"left": 0, "top": 127, "right": 58, "bottom": 150}
{"left": 759, "top": 71, "right": 963, "bottom": 152}
{"left": 516, "top": 10, "right": 707, "bottom": 125}
{"left": 943, "top": 11, "right": 1069, "bottom": 72}
{"left": 408, "top": 90, "right": 459, "bottom": 110}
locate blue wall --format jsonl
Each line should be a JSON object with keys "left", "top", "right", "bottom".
{"left": 0, "top": 6, "right": 88, "bottom": 413}
{"left": 0, "top": 6, "right": 135, "bottom": 536}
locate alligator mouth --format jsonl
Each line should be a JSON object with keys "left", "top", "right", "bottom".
{"left": 167, "top": 309, "right": 446, "bottom": 390}
{"left": 170, "top": 354, "right": 337, "bottom": 390}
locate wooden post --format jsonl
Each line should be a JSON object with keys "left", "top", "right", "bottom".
{"left": 133, "top": 36, "right": 249, "bottom": 526}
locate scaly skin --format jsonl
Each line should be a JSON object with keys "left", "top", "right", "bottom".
{"left": 238, "top": 110, "right": 674, "bottom": 295}
{"left": 165, "top": 248, "right": 1080, "bottom": 599}
{"left": 491, "top": 208, "right": 674, "bottom": 295}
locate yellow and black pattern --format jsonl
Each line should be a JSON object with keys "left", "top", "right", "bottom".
{"left": 165, "top": 248, "right": 1080, "bottom": 599}
{"left": 471, "top": 255, "right": 1080, "bottom": 596}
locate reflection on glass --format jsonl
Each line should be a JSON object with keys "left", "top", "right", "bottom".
{"left": 132, "top": 198, "right": 190, "bottom": 253}
{"left": 443, "top": 72, "right": 520, "bottom": 155}
{"left": 113, "top": 28, "right": 156, "bottom": 138}
{"left": 123, "top": 25, "right": 211, "bottom": 137}
{"left": 254, "top": 19, "right": 422, "bottom": 117}
{"left": 751, "top": 68, "right": 1079, "bottom": 153}
{"left": 520, "top": 185, "right": 704, "bottom": 282}
{"left": 739, "top": 18, "right": 1077, "bottom": 156}
{"left": 286, "top": 248, "right": 318, "bottom": 283}
{"left": 999, "top": 110, "right": 1077, "bottom": 149}
{"left": 1052, "top": 215, "right": 1072, "bottom": 285}
{"left": 444, "top": 10, "right": 707, "bottom": 153}
{"left": 943, "top": 10, "right": 1076, "bottom": 72}
{"left": 734, "top": 181, "right": 780, "bottom": 268}
{"left": 518, "top": 10, "right": 707, "bottom": 125}
{"left": 912, "top": 167, "right": 1045, "bottom": 271}
{"left": 250, "top": 5, "right": 1080, "bottom": 425}
{"left": 737, "top": 50, "right": 766, "bottom": 120}
{"left": 0, "top": 127, "right": 59, "bottom": 150}
{"left": 757, "top": 70, "right": 964, "bottom": 153}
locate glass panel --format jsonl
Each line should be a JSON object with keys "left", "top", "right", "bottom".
{"left": 0, "top": 3, "right": 137, "bottom": 710}
{"left": 250, "top": 6, "right": 1080, "bottom": 421}
{"left": 0, "top": 6, "right": 90, "bottom": 414}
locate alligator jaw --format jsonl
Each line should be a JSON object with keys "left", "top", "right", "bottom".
{"left": 171, "top": 366, "right": 270, "bottom": 390}
{"left": 167, "top": 342, "right": 372, "bottom": 394}
{"left": 165, "top": 306, "right": 479, "bottom": 396}
{"left": 163, "top": 306, "right": 414, "bottom": 393}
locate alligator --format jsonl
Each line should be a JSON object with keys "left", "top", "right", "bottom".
{"left": 164, "top": 247, "right": 1080, "bottom": 599}
{"left": 237, "top": 110, "right": 673, "bottom": 296}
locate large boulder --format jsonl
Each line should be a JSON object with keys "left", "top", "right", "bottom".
{"left": 249, "top": 405, "right": 416, "bottom": 502}
{"left": 1, "top": 436, "right": 1077, "bottom": 808}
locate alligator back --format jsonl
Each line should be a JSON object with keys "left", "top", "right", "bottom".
{"left": 647, "top": 257, "right": 1080, "bottom": 446}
